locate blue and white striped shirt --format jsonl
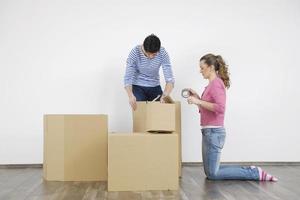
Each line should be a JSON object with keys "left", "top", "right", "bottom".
{"left": 124, "top": 45, "right": 175, "bottom": 87}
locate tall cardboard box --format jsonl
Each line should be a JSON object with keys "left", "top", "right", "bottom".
{"left": 108, "top": 133, "right": 179, "bottom": 191}
{"left": 133, "top": 101, "right": 182, "bottom": 177}
{"left": 133, "top": 102, "right": 175, "bottom": 132}
{"left": 43, "top": 114, "right": 108, "bottom": 181}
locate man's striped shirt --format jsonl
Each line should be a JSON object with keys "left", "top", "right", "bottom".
{"left": 124, "top": 45, "right": 175, "bottom": 87}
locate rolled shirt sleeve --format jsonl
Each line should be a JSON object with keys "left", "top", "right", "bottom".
{"left": 161, "top": 48, "right": 175, "bottom": 84}
{"left": 124, "top": 48, "right": 137, "bottom": 87}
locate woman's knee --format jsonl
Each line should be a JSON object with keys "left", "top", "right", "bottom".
{"left": 205, "top": 170, "right": 218, "bottom": 180}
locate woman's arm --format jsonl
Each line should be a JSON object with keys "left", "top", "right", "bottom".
{"left": 187, "top": 84, "right": 225, "bottom": 114}
{"left": 187, "top": 96, "right": 215, "bottom": 112}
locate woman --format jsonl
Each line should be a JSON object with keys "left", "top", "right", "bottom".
{"left": 187, "top": 53, "right": 277, "bottom": 181}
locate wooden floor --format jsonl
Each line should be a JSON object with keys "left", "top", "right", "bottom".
{"left": 0, "top": 165, "right": 299, "bottom": 200}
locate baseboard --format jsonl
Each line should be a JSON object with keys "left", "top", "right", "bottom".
{"left": 182, "top": 162, "right": 300, "bottom": 166}
{"left": 0, "top": 164, "right": 43, "bottom": 169}
{"left": 1, "top": 162, "right": 300, "bottom": 169}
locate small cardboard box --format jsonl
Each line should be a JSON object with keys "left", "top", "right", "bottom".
{"left": 108, "top": 133, "right": 179, "bottom": 191}
{"left": 43, "top": 114, "right": 108, "bottom": 181}
{"left": 133, "top": 102, "right": 175, "bottom": 133}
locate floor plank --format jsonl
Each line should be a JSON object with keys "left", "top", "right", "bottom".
{"left": 0, "top": 165, "right": 299, "bottom": 200}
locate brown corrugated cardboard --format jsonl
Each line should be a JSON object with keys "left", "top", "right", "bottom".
{"left": 108, "top": 133, "right": 178, "bottom": 191}
{"left": 174, "top": 102, "right": 182, "bottom": 177}
{"left": 133, "top": 102, "right": 175, "bottom": 132}
{"left": 43, "top": 114, "right": 108, "bottom": 181}
{"left": 133, "top": 101, "right": 182, "bottom": 177}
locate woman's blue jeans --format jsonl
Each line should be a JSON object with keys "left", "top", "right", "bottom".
{"left": 202, "top": 128, "right": 259, "bottom": 180}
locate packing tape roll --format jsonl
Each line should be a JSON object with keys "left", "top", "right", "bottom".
{"left": 181, "top": 88, "right": 190, "bottom": 98}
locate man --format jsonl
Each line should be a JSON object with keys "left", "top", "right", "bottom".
{"left": 124, "top": 34, "right": 175, "bottom": 110}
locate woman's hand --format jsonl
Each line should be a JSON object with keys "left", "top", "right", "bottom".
{"left": 188, "top": 88, "right": 200, "bottom": 99}
{"left": 129, "top": 95, "right": 137, "bottom": 110}
{"left": 187, "top": 96, "right": 202, "bottom": 105}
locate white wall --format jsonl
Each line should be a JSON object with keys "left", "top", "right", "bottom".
{"left": 1, "top": 0, "right": 299, "bottom": 164}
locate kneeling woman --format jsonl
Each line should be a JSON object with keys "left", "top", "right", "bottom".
{"left": 187, "top": 54, "right": 277, "bottom": 181}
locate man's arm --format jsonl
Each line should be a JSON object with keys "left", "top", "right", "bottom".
{"left": 125, "top": 85, "right": 137, "bottom": 110}
{"left": 162, "top": 82, "right": 174, "bottom": 97}
{"left": 161, "top": 48, "right": 175, "bottom": 101}
{"left": 124, "top": 48, "right": 138, "bottom": 109}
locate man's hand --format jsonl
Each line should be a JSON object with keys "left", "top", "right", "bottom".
{"left": 125, "top": 86, "right": 137, "bottom": 110}
{"left": 161, "top": 83, "right": 173, "bottom": 103}
{"left": 129, "top": 95, "right": 137, "bottom": 110}
{"left": 160, "top": 93, "right": 167, "bottom": 103}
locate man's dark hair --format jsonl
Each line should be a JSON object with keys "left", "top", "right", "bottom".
{"left": 143, "top": 34, "right": 161, "bottom": 53}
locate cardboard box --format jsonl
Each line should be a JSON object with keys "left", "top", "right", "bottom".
{"left": 133, "top": 102, "right": 175, "bottom": 132}
{"left": 108, "top": 133, "right": 179, "bottom": 191}
{"left": 43, "top": 114, "right": 108, "bottom": 181}
{"left": 133, "top": 101, "right": 182, "bottom": 177}
{"left": 174, "top": 102, "right": 182, "bottom": 178}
